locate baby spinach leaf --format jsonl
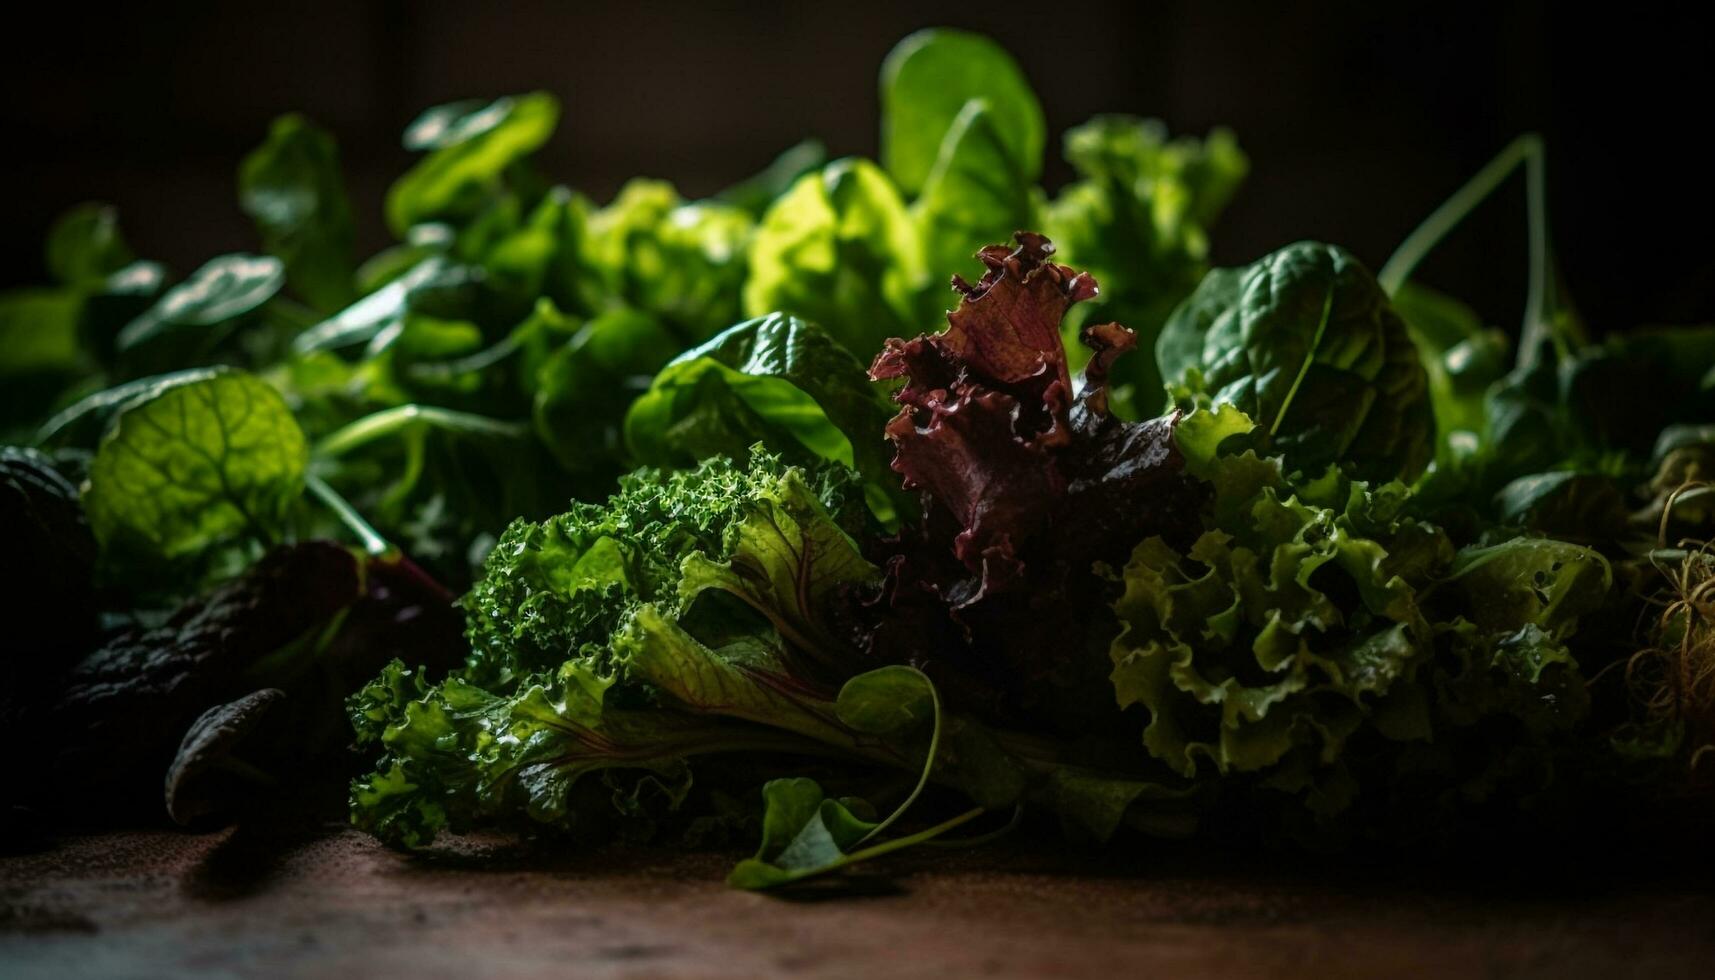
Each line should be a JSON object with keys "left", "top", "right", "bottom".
{"left": 240, "top": 113, "right": 357, "bottom": 312}
{"left": 291, "top": 257, "right": 475, "bottom": 354}
{"left": 1493, "top": 471, "right": 1628, "bottom": 543}
{"left": 1391, "top": 282, "right": 1509, "bottom": 456}
{"left": 83, "top": 369, "right": 308, "bottom": 563}
{"left": 880, "top": 29, "right": 1044, "bottom": 197}
{"left": 115, "top": 254, "right": 286, "bottom": 365}
{"left": 35, "top": 366, "right": 226, "bottom": 446}
{"left": 533, "top": 305, "right": 681, "bottom": 475}
{"left": 401, "top": 98, "right": 492, "bottom": 151}
{"left": 386, "top": 92, "right": 559, "bottom": 236}
{"left": 1158, "top": 241, "right": 1434, "bottom": 483}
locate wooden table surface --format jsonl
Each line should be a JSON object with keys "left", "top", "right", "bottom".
{"left": 4, "top": 818, "right": 1713, "bottom": 979}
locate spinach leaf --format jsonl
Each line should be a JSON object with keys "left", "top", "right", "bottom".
{"left": 115, "top": 254, "right": 287, "bottom": 369}
{"left": 880, "top": 29, "right": 1044, "bottom": 197}
{"left": 82, "top": 369, "right": 307, "bottom": 563}
{"left": 386, "top": 93, "right": 560, "bottom": 236}
{"left": 533, "top": 305, "right": 681, "bottom": 475}
{"left": 240, "top": 113, "right": 358, "bottom": 312}
{"left": 1391, "top": 282, "right": 1509, "bottom": 459}
{"left": 1158, "top": 242, "right": 1434, "bottom": 482}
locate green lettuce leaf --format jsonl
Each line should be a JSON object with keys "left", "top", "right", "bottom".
{"left": 744, "top": 159, "right": 927, "bottom": 356}
{"left": 879, "top": 29, "right": 1044, "bottom": 197}
{"left": 586, "top": 180, "right": 753, "bottom": 342}
{"left": 624, "top": 313, "right": 899, "bottom": 509}
{"left": 912, "top": 100, "right": 1038, "bottom": 285}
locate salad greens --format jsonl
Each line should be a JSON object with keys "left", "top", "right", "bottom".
{"left": 2, "top": 29, "right": 1711, "bottom": 890}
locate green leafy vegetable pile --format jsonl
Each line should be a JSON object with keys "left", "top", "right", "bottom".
{"left": 3, "top": 31, "right": 1711, "bottom": 887}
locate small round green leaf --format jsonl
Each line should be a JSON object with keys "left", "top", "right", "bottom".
{"left": 836, "top": 665, "right": 935, "bottom": 735}
{"left": 83, "top": 369, "right": 308, "bottom": 562}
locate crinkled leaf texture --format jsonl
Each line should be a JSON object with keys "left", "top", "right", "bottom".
{"left": 351, "top": 450, "right": 887, "bottom": 846}
{"left": 1109, "top": 402, "right": 1610, "bottom": 826}
{"left": 457, "top": 449, "right": 867, "bottom": 688}
{"left": 865, "top": 232, "right": 1206, "bottom": 731}
{"left": 1157, "top": 242, "right": 1434, "bottom": 483}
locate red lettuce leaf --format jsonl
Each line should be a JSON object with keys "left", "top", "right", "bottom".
{"left": 860, "top": 232, "right": 1205, "bottom": 732}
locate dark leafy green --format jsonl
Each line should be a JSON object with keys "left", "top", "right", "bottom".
{"left": 1158, "top": 242, "right": 1435, "bottom": 483}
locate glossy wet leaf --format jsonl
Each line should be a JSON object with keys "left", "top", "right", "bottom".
{"left": 624, "top": 313, "right": 897, "bottom": 494}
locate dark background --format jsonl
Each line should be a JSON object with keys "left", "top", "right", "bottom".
{"left": 3, "top": 0, "right": 1711, "bottom": 334}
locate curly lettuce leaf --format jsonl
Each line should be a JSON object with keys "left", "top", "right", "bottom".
{"left": 864, "top": 232, "right": 1206, "bottom": 731}
{"left": 1109, "top": 432, "right": 1438, "bottom": 780}
{"left": 585, "top": 180, "right": 753, "bottom": 342}
{"left": 459, "top": 450, "right": 866, "bottom": 688}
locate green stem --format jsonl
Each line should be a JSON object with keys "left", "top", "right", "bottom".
{"left": 923, "top": 804, "right": 1024, "bottom": 849}
{"left": 1379, "top": 134, "right": 1563, "bottom": 363}
{"left": 855, "top": 668, "right": 942, "bottom": 847}
{"left": 306, "top": 473, "right": 391, "bottom": 556}
{"left": 840, "top": 805, "right": 986, "bottom": 865}
{"left": 313, "top": 404, "right": 526, "bottom": 458}
{"left": 769, "top": 805, "right": 989, "bottom": 887}
{"left": 1379, "top": 135, "right": 1539, "bottom": 295}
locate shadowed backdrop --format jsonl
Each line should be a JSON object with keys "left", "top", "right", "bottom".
{"left": 2, "top": 0, "right": 1709, "bottom": 333}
